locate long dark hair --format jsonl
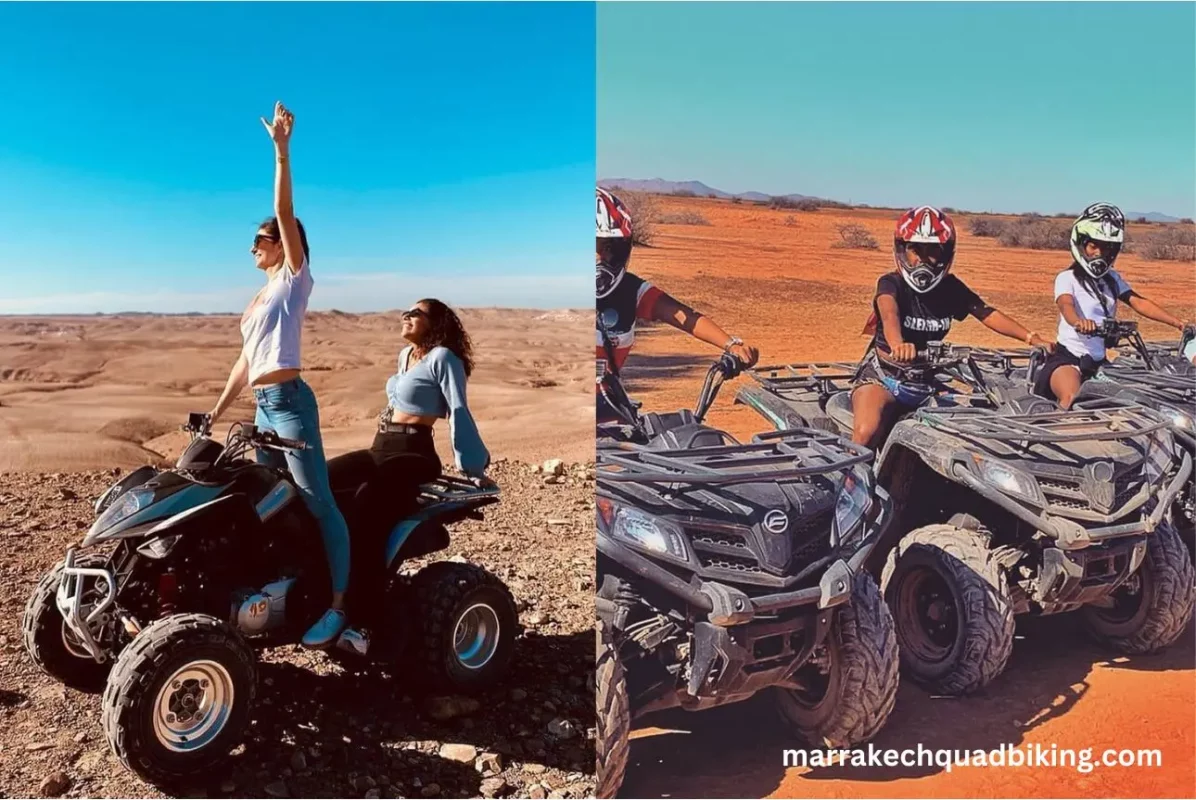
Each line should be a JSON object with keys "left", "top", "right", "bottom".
{"left": 416, "top": 298, "right": 475, "bottom": 377}
{"left": 1069, "top": 262, "right": 1118, "bottom": 316}
{"left": 259, "top": 216, "right": 310, "bottom": 262}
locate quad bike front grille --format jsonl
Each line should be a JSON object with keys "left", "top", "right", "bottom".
{"left": 1038, "top": 474, "right": 1146, "bottom": 516}
{"left": 697, "top": 552, "right": 764, "bottom": 574}
{"left": 687, "top": 527, "right": 751, "bottom": 551}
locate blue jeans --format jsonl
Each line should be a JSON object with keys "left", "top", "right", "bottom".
{"left": 253, "top": 378, "right": 350, "bottom": 595}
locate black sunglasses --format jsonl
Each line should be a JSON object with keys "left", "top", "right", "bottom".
{"left": 402, "top": 308, "right": 427, "bottom": 320}
{"left": 253, "top": 233, "right": 279, "bottom": 249}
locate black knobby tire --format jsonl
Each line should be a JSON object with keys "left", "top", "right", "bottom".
{"left": 881, "top": 524, "right": 1015, "bottom": 695}
{"left": 595, "top": 622, "right": 630, "bottom": 799}
{"left": 776, "top": 570, "right": 899, "bottom": 747}
{"left": 411, "top": 562, "right": 518, "bottom": 692}
{"left": 1081, "top": 522, "right": 1196, "bottom": 654}
{"left": 22, "top": 554, "right": 114, "bottom": 692}
{"left": 101, "top": 613, "right": 257, "bottom": 786}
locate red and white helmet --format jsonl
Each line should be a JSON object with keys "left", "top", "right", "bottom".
{"left": 894, "top": 206, "right": 957, "bottom": 293}
{"left": 596, "top": 188, "right": 634, "bottom": 298}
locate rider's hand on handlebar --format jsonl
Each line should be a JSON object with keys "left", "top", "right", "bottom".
{"left": 469, "top": 475, "right": 498, "bottom": 490}
{"left": 889, "top": 342, "right": 917, "bottom": 362}
{"left": 1027, "top": 332, "right": 1056, "bottom": 353}
{"left": 1073, "top": 319, "right": 1098, "bottom": 335}
{"left": 727, "top": 342, "right": 759, "bottom": 368}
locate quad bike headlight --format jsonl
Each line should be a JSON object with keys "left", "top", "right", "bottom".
{"left": 93, "top": 486, "right": 156, "bottom": 535}
{"left": 973, "top": 457, "right": 1043, "bottom": 506}
{"left": 611, "top": 507, "right": 689, "bottom": 562}
{"left": 1159, "top": 404, "right": 1194, "bottom": 433}
{"left": 832, "top": 468, "right": 873, "bottom": 545}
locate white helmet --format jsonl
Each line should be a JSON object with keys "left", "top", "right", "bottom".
{"left": 1070, "top": 202, "right": 1125, "bottom": 279}
{"left": 596, "top": 188, "right": 633, "bottom": 299}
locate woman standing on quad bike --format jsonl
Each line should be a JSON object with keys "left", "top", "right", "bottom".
{"left": 852, "top": 206, "right": 1052, "bottom": 447}
{"left": 1033, "top": 202, "right": 1193, "bottom": 408}
{"left": 208, "top": 101, "right": 351, "bottom": 650}
{"left": 374, "top": 298, "right": 494, "bottom": 489}
{"left": 596, "top": 187, "right": 760, "bottom": 423}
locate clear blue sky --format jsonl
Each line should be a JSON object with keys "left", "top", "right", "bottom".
{"left": 598, "top": 2, "right": 1195, "bottom": 218}
{"left": 0, "top": 2, "right": 594, "bottom": 314}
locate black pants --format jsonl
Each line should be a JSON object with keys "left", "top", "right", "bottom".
{"left": 1032, "top": 348, "right": 1103, "bottom": 401}
{"left": 370, "top": 426, "right": 443, "bottom": 488}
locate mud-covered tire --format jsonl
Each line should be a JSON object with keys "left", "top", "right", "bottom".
{"left": 776, "top": 570, "right": 899, "bottom": 746}
{"left": 22, "top": 555, "right": 114, "bottom": 692}
{"left": 411, "top": 562, "right": 518, "bottom": 692}
{"left": 595, "top": 621, "right": 630, "bottom": 799}
{"left": 1081, "top": 522, "right": 1196, "bottom": 654}
{"left": 101, "top": 614, "right": 257, "bottom": 786}
{"left": 881, "top": 524, "right": 1015, "bottom": 695}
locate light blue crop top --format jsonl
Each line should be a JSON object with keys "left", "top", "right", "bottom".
{"left": 385, "top": 346, "right": 490, "bottom": 477}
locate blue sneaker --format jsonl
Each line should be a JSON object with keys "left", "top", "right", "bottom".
{"left": 302, "top": 608, "right": 347, "bottom": 649}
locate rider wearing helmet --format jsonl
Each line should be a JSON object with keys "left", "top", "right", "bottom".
{"left": 1034, "top": 202, "right": 1192, "bottom": 407}
{"left": 596, "top": 187, "right": 759, "bottom": 423}
{"left": 852, "top": 205, "right": 1051, "bottom": 447}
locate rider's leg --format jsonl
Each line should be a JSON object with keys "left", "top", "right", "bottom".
{"left": 254, "top": 379, "right": 351, "bottom": 648}
{"left": 851, "top": 383, "right": 899, "bottom": 448}
{"left": 1050, "top": 365, "right": 1082, "bottom": 410}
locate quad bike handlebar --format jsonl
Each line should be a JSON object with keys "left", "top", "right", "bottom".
{"left": 693, "top": 352, "right": 746, "bottom": 423}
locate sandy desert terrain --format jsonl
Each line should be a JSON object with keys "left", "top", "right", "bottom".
{"left": 617, "top": 195, "right": 1196, "bottom": 798}
{"left": 0, "top": 308, "right": 596, "bottom": 798}
{"left": 0, "top": 308, "right": 593, "bottom": 472}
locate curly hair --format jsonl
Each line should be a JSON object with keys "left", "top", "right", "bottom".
{"left": 415, "top": 298, "right": 475, "bottom": 376}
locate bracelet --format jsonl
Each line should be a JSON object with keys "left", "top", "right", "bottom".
{"left": 276, "top": 156, "right": 288, "bottom": 163}
{"left": 723, "top": 336, "right": 743, "bottom": 352}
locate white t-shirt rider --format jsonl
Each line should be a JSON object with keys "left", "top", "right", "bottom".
{"left": 240, "top": 258, "right": 313, "bottom": 384}
{"left": 1054, "top": 267, "right": 1132, "bottom": 361}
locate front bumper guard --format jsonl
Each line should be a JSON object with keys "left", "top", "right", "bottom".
{"left": 55, "top": 547, "right": 117, "bottom": 663}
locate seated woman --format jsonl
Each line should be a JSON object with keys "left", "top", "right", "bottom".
{"left": 375, "top": 298, "right": 493, "bottom": 491}
{"left": 1034, "top": 203, "right": 1192, "bottom": 407}
{"left": 852, "top": 206, "right": 1052, "bottom": 448}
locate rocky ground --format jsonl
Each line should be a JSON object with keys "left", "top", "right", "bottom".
{"left": 0, "top": 460, "right": 596, "bottom": 799}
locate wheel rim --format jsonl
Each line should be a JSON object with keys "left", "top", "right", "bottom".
{"left": 453, "top": 603, "right": 501, "bottom": 670}
{"left": 788, "top": 638, "right": 840, "bottom": 715}
{"left": 897, "top": 565, "right": 959, "bottom": 663}
{"left": 60, "top": 622, "right": 93, "bottom": 660}
{"left": 1093, "top": 571, "right": 1147, "bottom": 627}
{"left": 152, "top": 660, "right": 235, "bottom": 753}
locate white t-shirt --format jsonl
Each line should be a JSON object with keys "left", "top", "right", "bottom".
{"left": 240, "top": 259, "right": 313, "bottom": 384}
{"left": 1054, "top": 267, "right": 1132, "bottom": 360}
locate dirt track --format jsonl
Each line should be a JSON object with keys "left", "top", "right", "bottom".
{"left": 0, "top": 462, "right": 596, "bottom": 799}
{"left": 617, "top": 196, "right": 1196, "bottom": 798}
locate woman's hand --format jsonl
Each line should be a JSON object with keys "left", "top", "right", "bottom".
{"left": 260, "top": 101, "right": 294, "bottom": 146}
{"left": 1073, "top": 318, "right": 1098, "bottom": 335}
{"left": 889, "top": 341, "right": 917, "bottom": 362}
{"left": 470, "top": 475, "right": 498, "bottom": 490}
{"left": 727, "top": 341, "right": 759, "bottom": 368}
{"left": 1027, "top": 332, "right": 1056, "bottom": 353}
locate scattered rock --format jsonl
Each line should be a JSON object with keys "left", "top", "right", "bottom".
{"left": 220, "top": 781, "right": 236, "bottom": 793}
{"left": 25, "top": 743, "right": 54, "bottom": 752}
{"left": 289, "top": 750, "right": 307, "bottom": 771}
{"left": 528, "top": 785, "right": 547, "bottom": 800}
{"left": 364, "top": 790, "right": 381, "bottom": 799}
{"left": 425, "top": 695, "right": 481, "bottom": 721}
{"left": 38, "top": 771, "right": 71, "bottom": 797}
{"left": 480, "top": 777, "right": 508, "bottom": 798}
{"left": 475, "top": 752, "right": 503, "bottom": 775}
{"left": 548, "top": 717, "right": 578, "bottom": 740}
{"left": 523, "top": 763, "right": 547, "bottom": 775}
{"left": 420, "top": 784, "right": 441, "bottom": 798}
{"left": 71, "top": 732, "right": 87, "bottom": 744}
{"left": 510, "top": 688, "right": 528, "bottom": 702}
{"left": 57, "top": 488, "right": 77, "bottom": 501}
{"left": 264, "top": 781, "right": 289, "bottom": 798}
{"left": 542, "top": 459, "right": 565, "bottom": 476}
{"left": 438, "top": 743, "right": 478, "bottom": 763}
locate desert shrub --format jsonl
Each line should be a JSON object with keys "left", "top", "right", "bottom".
{"left": 821, "top": 199, "right": 852, "bottom": 210}
{"left": 833, "top": 224, "right": 879, "bottom": 250}
{"left": 1181, "top": 217, "right": 1194, "bottom": 225}
{"left": 769, "top": 196, "right": 821, "bottom": 212}
{"left": 730, "top": 196, "right": 743, "bottom": 205}
{"left": 1135, "top": 216, "right": 1150, "bottom": 225}
{"left": 617, "top": 190, "right": 659, "bottom": 247}
{"left": 658, "top": 211, "right": 710, "bottom": 226}
{"left": 1132, "top": 226, "right": 1196, "bottom": 261}
{"left": 706, "top": 193, "right": 719, "bottom": 199}
{"left": 673, "top": 189, "right": 696, "bottom": 198}
{"left": 997, "top": 216, "right": 1070, "bottom": 250}
{"left": 1052, "top": 211, "right": 1074, "bottom": 219}
{"left": 783, "top": 215, "right": 797, "bottom": 227}
{"left": 968, "top": 216, "right": 1005, "bottom": 238}
{"left": 941, "top": 206, "right": 958, "bottom": 214}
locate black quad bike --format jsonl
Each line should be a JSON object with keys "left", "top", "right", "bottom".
{"left": 22, "top": 414, "right": 517, "bottom": 785}
{"left": 594, "top": 329, "right": 899, "bottom": 799}
{"left": 969, "top": 320, "right": 1195, "bottom": 560}
{"left": 737, "top": 343, "right": 1194, "bottom": 697}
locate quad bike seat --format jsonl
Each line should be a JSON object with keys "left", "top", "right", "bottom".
{"left": 641, "top": 410, "right": 733, "bottom": 450}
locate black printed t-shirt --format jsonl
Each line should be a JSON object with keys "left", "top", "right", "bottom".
{"left": 870, "top": 272, "right": 992, "bottom": 354}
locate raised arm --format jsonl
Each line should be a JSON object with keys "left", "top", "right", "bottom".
{"left": 260, "top": 102, "right": 305, "bottom": 274}
{"left": 431, "top": 350, "right": 491, "bottom": 479}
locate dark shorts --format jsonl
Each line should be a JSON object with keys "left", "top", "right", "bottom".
{"left": 1032, "top": 348, "right": 1104, "bottom": 401}
{"left": 853, "top": 351, "right": 936, "bottom": 408}
{"left": 370, "top": 426, "right": 443, "bottom": 486}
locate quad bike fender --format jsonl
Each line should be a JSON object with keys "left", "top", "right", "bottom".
{"left": 734, "top": 385, "right": 813, "bottom": 432}
{"left": 385, "top": 499, "right": 489, "bottom": 568}
{"left": 132, "top": 493, "right": 265, "bottom": 560}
